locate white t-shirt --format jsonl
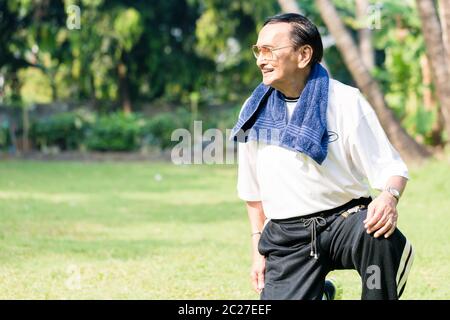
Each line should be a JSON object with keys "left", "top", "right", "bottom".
{"left": 237, "top": 79, "right": 409, "bottom": 219}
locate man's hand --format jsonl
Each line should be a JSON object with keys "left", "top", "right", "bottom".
{"left": 364, "top": 191, "right": 398, "bottom": 238}
{"left": 250, "top": 253, "right": 266, "bottom": 294}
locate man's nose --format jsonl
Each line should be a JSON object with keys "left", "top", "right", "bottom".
{"left": 256, "top": 55, "right": 267, "bottom": 68}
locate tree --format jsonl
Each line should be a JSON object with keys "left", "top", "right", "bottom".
{"left": 420, "top": 54, "right": 444, "bottom": 145}
{"left": 278, "top": 0, "right": 303, "bottom": 13}
{"left": 277, "top": 0, "right": 334, "bottom": 72}
{"left": 355, "top": 0, "right": 374, "bottom": 70}
{"left": 315, "top": 0, "right": 430, "bottom": 162}
{"left": 0, "top": 0, "right": 66, "bottom": 152}
{"left": 416, "top": 0, "right": 450, "bottom": 142}
{"left": 439, "top": 0, "right": 450, "bottom": 76}
{"left": 113, "top": 8, "right": 143, "bottom": 113}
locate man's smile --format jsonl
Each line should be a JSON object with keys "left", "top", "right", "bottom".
{"left": 262, "top": 68, "right": 274, "bottom": 74}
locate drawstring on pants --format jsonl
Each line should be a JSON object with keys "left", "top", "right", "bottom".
{"left": 300, "top": 216, "right": 327, "bottom": 259}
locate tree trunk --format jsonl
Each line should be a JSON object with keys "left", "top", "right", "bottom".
{"left": 118, "top": 57, "right": 132, "bottom": 114}
{"left": 421, "top": 54, "right": 435, "bottom": 112}
{"left": 438, "top": 0, "right": 450, "bottom": 76}
{"left": 439, "top": 0, "right": 450, "bottom": 146}
{"left": 315, "top": 0, "right": 430, "bottom": 162}
{"left": 89, "top": 73, "right": 98, "bottom": 110}
{"left": 421, "top": 54, "right": 444, "bottom": 146}
{"left": 416, "top": 0, "right": 450, "bottom": 142}
{"left": 8, "top": 120, "right": 18, "bottom": 155}
{"left": 356, "top": 0, "right": 375, "bottom": 70}
{"left": 277, "top": 0, "right": 303, "bottom": 14}
{"left": 276, "top": 0, "right": 332, "bottom": 73}
{"left": 21, "top": 106, "right": 30, "bottom": 153}
{"left": 50, "top": 68, "right": 58, "bottom": 102}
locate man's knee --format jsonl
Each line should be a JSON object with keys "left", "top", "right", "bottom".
{"left": 363, "top": 226, "right": 405, "bottom": 247}
{"left": 354, "top": 210, "right": 406, "bottom": 251}
{"left": 357, "top": 226, "right": 409, "bottom": 273}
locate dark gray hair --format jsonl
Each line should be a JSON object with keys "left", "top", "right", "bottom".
{"left": 263, "top": 13, "right": 323, "bottom": 64}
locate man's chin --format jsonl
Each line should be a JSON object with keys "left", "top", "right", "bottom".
{"left": 262, "top": 77, "right": 275, "bottom": 86}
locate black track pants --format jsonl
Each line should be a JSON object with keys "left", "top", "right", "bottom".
{"left": 258, "top": 198, "right": 414, "bottom": 300}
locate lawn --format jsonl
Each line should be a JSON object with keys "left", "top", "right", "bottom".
{"left": 0, "top": 159, "right": 448, "bottom": 299}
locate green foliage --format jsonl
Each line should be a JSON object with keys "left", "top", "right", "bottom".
{"left": 201, "top": 103, "right": 242, "bottom": 132}
{"left": 28, "top": 109, "right": 197, "bottom": 152}
{"left": 317, "top": 0, "right": 440, "bottom": 144}
{"left": 0, "top": 120, "right": 10, "bottom": 150}
{"left": 0, "top": 0, "right": 444, "bottom": 147}
{"left": 192, "top": 0, "right": 278, "bottom": 102}
{"left": 113, "top": 8, "right": 143, "bottom": 52}
{"left": 18, "top": 67, "right": 53, "bottom": 105}
{"left": 86, "top": 112, "right": 146, "bottom": 151}
{"left": 370, "top": 0, "right": 437, "bottom": 143}
{"left": 31, "top": 109, "right": 95, "bottom": 151}
{"left": 143, "top": 108, "right": 191, "bottom": 149}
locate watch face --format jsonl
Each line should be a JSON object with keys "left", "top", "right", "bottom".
{"left": 389, "top": 187, "right": 400, "bottom": 197}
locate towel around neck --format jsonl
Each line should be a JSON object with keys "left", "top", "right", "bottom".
{"left": 229, "top": 63, "right": 330, "bottom": 165}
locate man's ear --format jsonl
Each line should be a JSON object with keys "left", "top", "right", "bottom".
{"left": 297, "top": 45, "right": 313, "bottom": 68}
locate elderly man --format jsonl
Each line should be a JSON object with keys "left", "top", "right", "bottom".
{"left": 229, "top": 13, "right": 414, "bottom": 300}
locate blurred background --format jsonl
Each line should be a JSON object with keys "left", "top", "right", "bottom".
{"left": 0, "top": 0, "right": 449, "bottom": 299}
{"left": 0, "top": 0, "right": 449, "bottom": 159}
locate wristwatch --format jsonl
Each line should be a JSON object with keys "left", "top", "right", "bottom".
{"left": 384, "top": 187, "right": 400, "bottom": 202}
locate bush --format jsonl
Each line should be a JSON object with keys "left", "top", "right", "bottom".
{"left": 142, "top": 108, "right": 191, "bottom": 150}
{"left": 86, "top": 112, "right": 146, "bottom": 151}
{"left": 31, "top": 109, "right": 95, "bottom": 151}
{"left": 24, "top": 106, "right": 243, "bottom": 153}
{"left": 211, "top": 104, "right": 241, "bottom": 132}
{"left": 0, "top": 120, "right": 10, "bottom": 150}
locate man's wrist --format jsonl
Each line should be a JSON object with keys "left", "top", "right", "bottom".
{"left": 383, "top": 187, "right": 400, "bottom": 202}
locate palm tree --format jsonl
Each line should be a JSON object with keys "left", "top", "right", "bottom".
{"left": 439, "top": 0, "right": 450, "bottom": 74}
{"left": 277, "top": 0, "right": 303, "bottom": 13}
{"left": 356, "top": 0, "right": 374, "bottom": 70}
{"left": 315, "top": 0, "right": 430, "bottom": 162}
{"left": 276, "top": 0, "right": 333, "bottom": 72}
{"left": 416, "top": 0, "right": 450, "bottom": 143}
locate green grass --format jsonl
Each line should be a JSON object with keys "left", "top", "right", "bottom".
{"left": 0, "top": 159, "right": 448, "bottom": 299}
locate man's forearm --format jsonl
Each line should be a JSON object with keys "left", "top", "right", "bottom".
{"left": 246, "top": 201, "right": 266, "bottom": 257}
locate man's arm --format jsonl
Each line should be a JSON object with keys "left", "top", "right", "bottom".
{"left": 346, "top": 94, "right": 410, "bottom": 239}
{"left": 246, "top": 201, "right": 266, "bottom": 294}
{"left": 364, "top": 175, "right": 408, "bottom": 238}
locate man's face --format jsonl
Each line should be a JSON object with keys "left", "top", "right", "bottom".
{"left": 255, "top": 23, "right": 300, "bottom": 89}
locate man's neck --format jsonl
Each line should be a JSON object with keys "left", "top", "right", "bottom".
{"left": 276, "top": 66, "right": 311, "bottom": 98}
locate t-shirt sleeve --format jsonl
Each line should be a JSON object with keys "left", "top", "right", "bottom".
{"left": 347, "top": 95, "right": 409, "bottom": 191}
{"left": 237, "top": 140, "right": 261, "bottom": 201}
{"left": 236, "top": 98, "right": 261, "bottom": 201}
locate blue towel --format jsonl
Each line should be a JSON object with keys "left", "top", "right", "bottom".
{"left": 230, "top": 63, "right": 330, "bottom": 165}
